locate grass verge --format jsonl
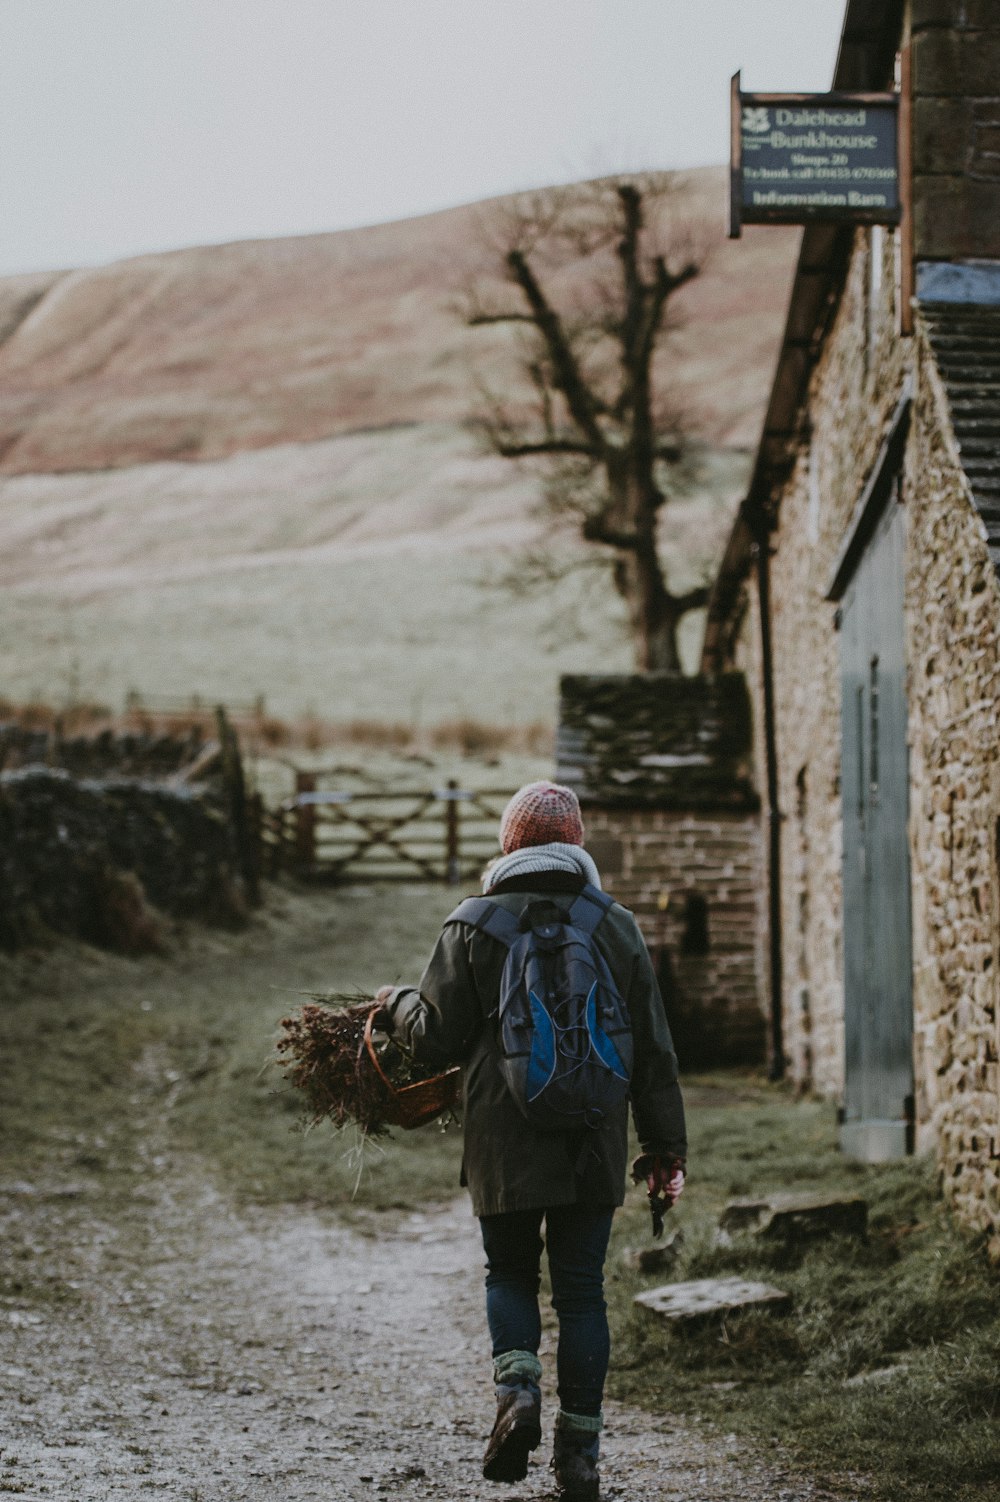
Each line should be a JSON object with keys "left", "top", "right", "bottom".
{"left": 0, "top": 882, "right": 466, "bottom": 1220}
{"left": 606, "top": 1074, "right": 1000, "bottom": 1502}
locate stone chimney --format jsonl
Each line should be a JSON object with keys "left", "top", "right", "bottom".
{"left": 912, "top": 0, "right": 1000, "bottom": 260}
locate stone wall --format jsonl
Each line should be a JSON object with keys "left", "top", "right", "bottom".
{"left": 903, "top": 330, "right": 1000, "bottom": 1236}
{"left": 724, "top": 206, "right": 1000, "bottom": 1234}
{"left": 763, "top": 224, "right": 911, "bottom": 1098}
{"left": 0, "top": 719, "right": 253, "bottom": 953}
{"left": 913, "top": 0, "right": 1000, "bottom": 260}
{"left": 0, "top": 722, "right": 213, "bottom": 781}
{"left": 0, "top": 767, "right": 248, "bottom": 952}
{"left": 726, "top": 578, "right": 773, "bottom": 1038}
{"left": 585, "top": 806, "right": 766, "bottom": 1067}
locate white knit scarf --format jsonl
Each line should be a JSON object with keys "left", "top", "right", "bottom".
{"left": 482, "top": 841, "right": 602, "bottom": 894}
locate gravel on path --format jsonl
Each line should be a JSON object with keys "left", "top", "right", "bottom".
{"left": 1, "top": 892, "right": 856, "bottom": 1502}
{"left": 1, "top": 1156, "right": 852, "bottom": 1502}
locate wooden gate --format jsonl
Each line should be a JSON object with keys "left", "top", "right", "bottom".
{"left": 838, "top": 495, "right": 914, "bottom": 1161}
{"left": 264, "top": 778, "right": 516, "bottom": 884}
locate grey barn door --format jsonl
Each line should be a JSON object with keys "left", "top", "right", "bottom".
{"left": 839, "top": 498, "right": 913, "bottom": 1161}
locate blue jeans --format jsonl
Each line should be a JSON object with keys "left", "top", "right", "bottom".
{"left": 479, "top": 1205, "right": 615, "bottom": 1417}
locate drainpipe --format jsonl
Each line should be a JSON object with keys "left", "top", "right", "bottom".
{"left": 748, "top": 502, "right": 784, "bottom": 1082}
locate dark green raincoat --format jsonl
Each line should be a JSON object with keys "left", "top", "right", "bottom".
{"left": 384, "top": 872, "right": 687, "bottom": 1217}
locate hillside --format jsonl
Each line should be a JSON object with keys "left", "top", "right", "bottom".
{"left": 0, "top": 168, "right": 798, "bottom": 721}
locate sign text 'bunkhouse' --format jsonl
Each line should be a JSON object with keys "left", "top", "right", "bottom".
{"left": 729, "top": 73, "right": 900, "bottom": 237}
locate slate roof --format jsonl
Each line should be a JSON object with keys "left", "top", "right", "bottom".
{"left": 923, "top": 302, "right": 1000, "bottom": 571}
{"left": 557, "top": 673, "right": 759, "bottom": 812}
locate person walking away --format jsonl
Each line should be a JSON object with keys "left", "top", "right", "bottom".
{"left": 375, "top": 781, "right": 686, "bottom": 1500}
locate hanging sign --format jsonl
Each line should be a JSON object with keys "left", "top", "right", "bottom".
{"left": 729, "top": 72, "right": 900, "bottom": 237}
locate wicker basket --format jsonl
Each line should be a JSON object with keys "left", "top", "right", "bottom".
{"left": 363, "top": 1009, "right": 461, "bottom": 1130}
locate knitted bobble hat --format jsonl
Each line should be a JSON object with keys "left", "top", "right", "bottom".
{"left": 498, "top": 781, "right": 585, "bottom": 854}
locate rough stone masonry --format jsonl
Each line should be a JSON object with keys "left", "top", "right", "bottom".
{"left": 707, "top": 0, "right": 1000, "bottom": 1247}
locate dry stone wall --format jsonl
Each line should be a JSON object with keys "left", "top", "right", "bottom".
{"left": 0, "top": 767, "right": 247, "bottom": 952}
{"left": 727, "top": 214, "right": 1000, "bottom": 1237}
{"left": 0, "top": 722, "right": 212, "bottom": 781}
{"left": 0, "top": 724, "right": 250, "bottom": 954}
{"left": 903, "top": 330, "right": 1000, "bottom": 1237}
{"left": 765, "top": 226, "right": 911, "bottom": 1098}
{"left": 585, "top": 806, "right": 765, "bottom": 1067}
{"left": 727, "top": 579, "right": 773, "bottom": 1039}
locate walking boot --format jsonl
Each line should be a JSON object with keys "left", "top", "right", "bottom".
{"left": 552, "top": 1409, "right": 602, "bottom": 1502}
{"left": 482, "top": 1350, "right": 542, "bottom": 1483}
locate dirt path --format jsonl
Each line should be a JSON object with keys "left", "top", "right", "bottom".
{"left": 2, "top": 1131, "right": 847, "bottom": 1500}
{"left": 0, "top": 890, "right": 852, "bottom": 1501}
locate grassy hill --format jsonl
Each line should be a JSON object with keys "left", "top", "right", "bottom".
{"left": 0, "top": 168, "right": 798, "bottom": 723}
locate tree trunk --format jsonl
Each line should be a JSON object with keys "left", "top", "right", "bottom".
{"left": 613, "top": 546, "right": 683, "bottom": 673}
{"left": 642, "top": 612, "right": 682, "bottom": 673}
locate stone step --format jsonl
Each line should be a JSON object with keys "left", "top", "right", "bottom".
{"left": 635, "top": 1276, "right": 791, "bottom": 1323}
{"left": 717, "top": 1192, "right": 868, "bottom": 1246}
{"left": 621, "top": 1229, "right": 684, "bottom": 1276}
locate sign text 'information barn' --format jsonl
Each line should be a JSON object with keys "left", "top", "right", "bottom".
{"left": 729, "top": 73, "right": 900, "bottom": 237}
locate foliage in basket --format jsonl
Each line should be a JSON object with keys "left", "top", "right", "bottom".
{"left": 276, "top": 992, "right": 458, "bottom": 1136}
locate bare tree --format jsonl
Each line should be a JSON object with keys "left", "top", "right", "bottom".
{"left": 466, "top": 175, "right": 708, "bottom": 673}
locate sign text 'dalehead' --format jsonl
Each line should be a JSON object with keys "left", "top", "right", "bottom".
{"left": 730, "top": 79, "right": 900, "bottom": 236}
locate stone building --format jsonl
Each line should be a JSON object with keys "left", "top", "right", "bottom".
{"left": 557, "top": 673, "right": 766, "bottom": 1067}
{"left": 703, "top": 0, "right": 1000, "bottom": 1240}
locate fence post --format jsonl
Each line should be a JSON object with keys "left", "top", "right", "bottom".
{"left": 246, "top": 790, "right": 265, "bottom": 887}
{"left": 295, "top": 770, "right": 317, "bottom": 874}
{"left": 271, "top": 803, "right": 286, "bottom": 876}
{"left": 216, "top": 705, "right": 261, "bottom": 907}
{"left": 445, "top": 778, "right": 460, "bottom": 885}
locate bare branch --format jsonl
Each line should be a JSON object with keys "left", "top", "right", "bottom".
{"left": 581, "top": 513, "right": 641, "bottom": 551}
{"left": 506, "top": 249, "right": 607, "bottom": 453}
{"left": 668, "top": 583, "right": 711, "bottom": 614}
{"left": 462, "top": 172, "right": 713, "bottom": 671}
{"left": 467, "top": 310, "right": 536, "bottom": 327}
{"left": 495, "top": 437, "right": 602, "bottom": 459}
{"left": 635, "top": 257, "right": 700, "bottom": 384}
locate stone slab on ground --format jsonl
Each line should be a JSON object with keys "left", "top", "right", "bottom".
{"left": 717, "top": 1193, "right": 868, "bottom": 1246}
{"left": 621, "top": 1229, "right": 684, "bottom": 1275}
{"left": 635, "top": 1276, "right": 792, "bottom": 1323}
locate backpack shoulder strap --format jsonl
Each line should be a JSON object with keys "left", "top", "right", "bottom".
{"left": 568, "top": 883, "right": 614, "bottom": 936}
{"left": 444, "top": 896, "right": 521, "bottom": 949}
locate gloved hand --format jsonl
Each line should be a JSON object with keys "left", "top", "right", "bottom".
{"left": 631, "top": 1154, "right": 685, "bottom": 1237}
{"left": 632, "top": 1153, "right": 686, "bottom": 1203}
{"left": 370, "top": 985, "right": 395, "bottom": 1030}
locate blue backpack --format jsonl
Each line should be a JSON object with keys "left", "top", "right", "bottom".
{"left": 445, "top": 884, "right": 633, "bottom": 1135}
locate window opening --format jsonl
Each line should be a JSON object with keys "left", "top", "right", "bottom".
{"left": 680, "top": 892, "right": 710, "bottom": 956}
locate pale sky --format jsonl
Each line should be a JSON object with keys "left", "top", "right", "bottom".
{"left": 1, "top": 0, "right": 846, "bottom": 276}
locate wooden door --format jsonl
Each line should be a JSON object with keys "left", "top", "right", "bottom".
{"left": 839, "top": 496, "right": 913, "bottom": 1160}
